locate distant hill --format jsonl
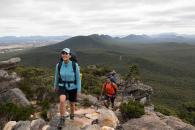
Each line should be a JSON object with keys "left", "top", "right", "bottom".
{"left": 120, "top": 33, "right": 195, "bottom": 44}
{"left": 1, "top": 34, "right": 195, "bottom": 110}
{"left": 0, "top": 35, "right": 70, "bottom": 45}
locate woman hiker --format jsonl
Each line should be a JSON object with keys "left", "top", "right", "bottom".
{"left": 54, "top": 48, "right": 81, "bottom": 127}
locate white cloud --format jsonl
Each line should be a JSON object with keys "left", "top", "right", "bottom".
{"left": 0, "top": 0, "right": 195, "bottom": 36}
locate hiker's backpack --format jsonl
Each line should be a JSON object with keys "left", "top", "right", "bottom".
{"left": 58, "top": 51, "right": 78, "bottom": 85}
{"left": 104, "top": 82, "right": 117, "bottom": 95}
{"left": 107, "top": 71, "right": 117, "bottom": 84}
{"left": 110, "top": 75, "right": 117, "bottom": 84}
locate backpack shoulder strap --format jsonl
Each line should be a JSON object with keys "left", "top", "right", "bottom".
{"left": 58, "top": 60, "right": 63, "bottom": 83}
{"left": 111, "top": 83, "right": 117, "bottom": 94}
{"left": 72, "top": 61, "right": 77, "bottom": 84}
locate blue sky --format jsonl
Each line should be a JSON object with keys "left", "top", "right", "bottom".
{"left": 0, "top": 0, "right": 195, "bottom": 36}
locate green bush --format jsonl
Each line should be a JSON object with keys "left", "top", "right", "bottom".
{"left": 0, "top": 102, "right": 34, "bottom": 121}
{"left": 81, "top": 72, "right": 103, "bottom": 95}
{"left": 38, "top": 100, "right": 50, "bottom": 110}
{"left": 15, "top": 66, "right": 56, "bottom": 103}
{"left": 15, "top": 66, "right": 45, "bottom": 78}
{"left": 154, "top": 105, "right": 177, "bottom": 116}
{"left": 92, "top": 86, "right": 102, "bottom": 95}
{"left": 178, "top": 102, "right": 195, "bottom": 125}
{"left": 182, "top": 102, "right": 195, "bottom": 112}
{"left": 120, "top": 100, "right": 144, "bottom": 120}
{"left": 40, "top": 110, "right": 48, "bottom": 121}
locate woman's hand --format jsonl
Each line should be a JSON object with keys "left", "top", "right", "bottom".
{"left": 77, "top": 92, "right": 81, "bottom": 98}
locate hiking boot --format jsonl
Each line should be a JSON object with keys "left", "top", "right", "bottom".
{"left": 58, "top": 116, "right": 65, "bottom": 127}
{"left": 70, "top": 114, "right": 74, "bottom": 120}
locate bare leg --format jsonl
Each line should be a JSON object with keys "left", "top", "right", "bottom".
{"left": 70, "top": 102, "right": 75, "bottom": 119}
{"left": 59, "top": 95, "right": 66, "bottom": 116}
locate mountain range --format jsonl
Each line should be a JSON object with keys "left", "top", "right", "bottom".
{"left": 1, "top": 33, "right": 195, "bottom": 45}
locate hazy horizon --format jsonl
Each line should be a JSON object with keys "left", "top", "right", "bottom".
{"left": 1, "top": 32, "right": 195, "bottom": 38}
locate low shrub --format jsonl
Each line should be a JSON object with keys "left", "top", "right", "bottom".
{"left": 120, "top": 100, "right": 144, "bottom": 120}
{"left": 0, "top": 102, "right": 34, "bottom": 121}
{"left": 154, "top": 104, "right": 177, "bottom": 116}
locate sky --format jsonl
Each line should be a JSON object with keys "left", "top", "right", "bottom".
{"left": 0, "top": 0, "right": 195, "bottom": 36}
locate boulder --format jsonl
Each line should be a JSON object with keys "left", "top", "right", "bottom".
{"left": 42, "top": 125, "right": 50, "bottom": 130}
{"left": 31, "top": 118, "right": 46, "bottom": 130}
{"left": 0, "top": 70, "right": 20, "bottom": 81}
{"left": 0, "top": 70, "right": 21, "bottom": 93}
{"left": 78, "top": 94, "right": 98, "bottom": 106}
{"left": 83, "top": 124, "right": 100, "bottom": 130}
{"left": 13, "top": 121, "right": 31, "bottom": 130}
{"left": 47, "top": 104, "right": 59, "bottom": 120}
{"left": 0, "top": 57, "right": 21, "bottom": 70}
{"left": 97, "top": 108, "right": 119, "bottom": 128}
{"left": 0, "top": 70, "right": 9, "bottom": 81}
{"left": 122, "top": 108, "right": 195, "bottom": 130}
{"left": 3, "top": 121, "right": 16, "bottom": 130}
{"left": 49, "top": 116, "right": 81, "bottom": 130}
{"left": 0, "top": 88, "right": 30, "bottom": 107}
{"left": 122, "top": 114, "right": 173, "bottom": 130}
{"left": 101, "top": 126, "right": 115, "bottom": 130}
{"left": 123, "top": 82, "right": 153, "bottom": 104}
{"left": 162, "top": 116, "right": 195, "bottom": 130}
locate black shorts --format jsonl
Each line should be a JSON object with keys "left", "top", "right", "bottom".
{"left": 57, "top": 88, "right": 77, "bottom": 102}
{"left": 105, "top": 94, "right": 116, "bottom": 103}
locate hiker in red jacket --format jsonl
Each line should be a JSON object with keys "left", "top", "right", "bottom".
{"left": 101, "top": 77, "right": 118, "bottom": 108}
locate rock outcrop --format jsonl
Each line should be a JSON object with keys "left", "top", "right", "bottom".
{"left": 0, "top": 58, "right": 30, "bottom": 129}
{"left": 13, "top": 121, "right": 31, "bottom": 130}
{"left": 124, "top": 82, "right": 153, "bottom": 104}
{"left": 0, "top": 58, "right": 21, "bottom": 93}
{"left": 30, "top": 118, "right": 46, "bottom": 130}
{"left": 0, "top": 57, "right": 21, "bottom": 70}
{"left": 122, "top": 106, "right": 195, "bottom": 130}
{"left": 106, "top": 70, "right": 153, "bottom": 105}
{"left": 0, "top": 70, "right": 21, "bottom": 92}
{"left": 0, "top": 88, "right": 30, "bottom": 107}
{"left": 0, "top": 58, "right": 29, "bottom": 107}
{"left": 3, "top": 121, "right": 16, "bottom": 130}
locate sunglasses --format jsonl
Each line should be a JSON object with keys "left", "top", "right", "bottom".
{"left": 61, "top": 51, "right": 69, "bottom": 55}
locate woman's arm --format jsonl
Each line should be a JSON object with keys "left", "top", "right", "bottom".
{"left": 100, "top": 83, "right": 105, "bottom": 98}
{"left": 75, "top": 63, "right": 81, "bottom": 92}
{"left": 54, "top": 64, "right": 59, "bottom": 89}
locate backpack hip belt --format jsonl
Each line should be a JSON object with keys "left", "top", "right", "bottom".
{"left": 60, "top": 80, "right": 76, "bottom": 88}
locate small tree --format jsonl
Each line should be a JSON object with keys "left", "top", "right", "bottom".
{"left": 122, "top": 64, "right": 140, "bottom": 102}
